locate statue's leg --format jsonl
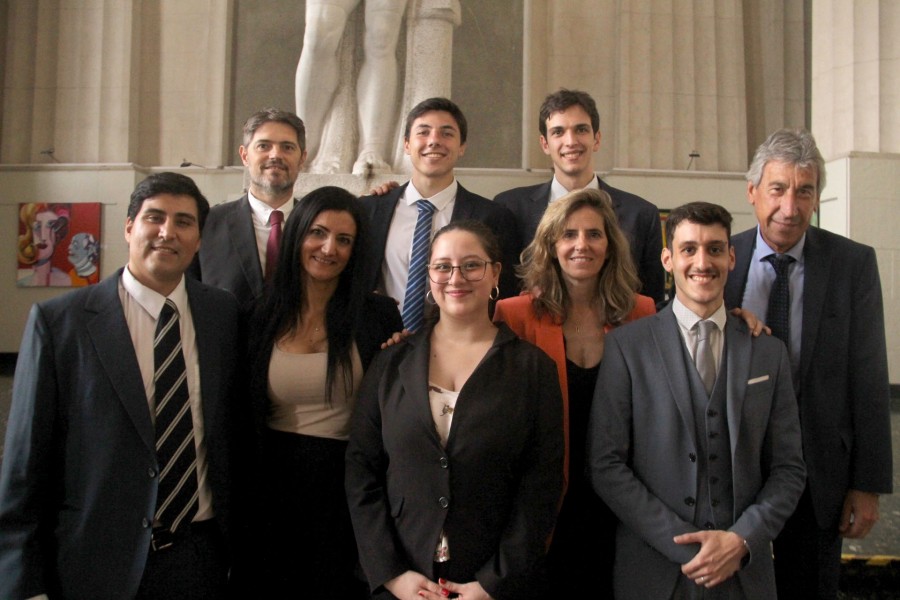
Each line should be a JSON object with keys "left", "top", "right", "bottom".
{"left": 295, "top": 0, "right": 360, "bottom": 160}
{"left": 353, "top": 0, "right": 410, "bottom": 175}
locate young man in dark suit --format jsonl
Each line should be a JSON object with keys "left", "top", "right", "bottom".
{"left": 724, "top": 128, "right": 892, "bottom": 599}
{"left": 494, "top": 89, "right": 666, "bottom": 304}
{"left": 359, "top": 97, "right": 519, "bottom": 328}
{"left": 191, "top": 108, "right": 307, "bottom": 309}
{"left": 0, "top": 173, "right": 246, "bottom": 599}
{"left": 589, "top": 202, "right": 805, "bottom": 599}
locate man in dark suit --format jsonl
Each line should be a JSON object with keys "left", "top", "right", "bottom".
{"left": 494, "top": 89, "right": 665, "bottom": 303}
{"left": 724, "top": 128, "right": 893, "bottom": 599}
{"left": 0, "top": 173, "right": 245, "bottom": 599}
{"left": 191, "top": 108, "right": 307, "bottom": 309}
{"left": 589, "top": 202, "right": 806, "bottom": 599}
{"left": 359, "top": 97, "right": 519, "bottom": 326}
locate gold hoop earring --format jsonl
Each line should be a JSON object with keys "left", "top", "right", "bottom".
{"left": 490, "top": 286, "right": 500, "bottom": 300}
{"left": 425, "top": 290, "right": 436, "bottom": 305}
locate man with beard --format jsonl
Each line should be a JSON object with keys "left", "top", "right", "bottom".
{"left": 191, "top": 108, "right": 307, "bottom": 309}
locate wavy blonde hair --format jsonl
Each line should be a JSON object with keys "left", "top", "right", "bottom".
{"left": 518, "top": 188, "right": 639, "bottom": 325}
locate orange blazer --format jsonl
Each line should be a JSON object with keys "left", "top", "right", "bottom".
{"left": 494, "top": 292, "right": 656, "bottom": 488}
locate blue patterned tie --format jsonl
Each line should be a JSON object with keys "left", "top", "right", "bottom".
{"left": 401, "top": 200, "right": 437, "bottom": 332}
{"left": 153, "top": 300, "right": 198, "bottom": 533}
{"left": 763, "top": 254, "right": 795, "bottom": 347}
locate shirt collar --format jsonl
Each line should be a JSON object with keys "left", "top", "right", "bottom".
{"left": 753, "top": 226, "right": 806, "bottom": 263}
{"left": 121, "top": 267, "right": 189, "bottom": 321}
{"left": 672, "top": 295, "right": 728, "bottom": 333}
{"left": 549, "top": 173, "right": 599, "bottom": 202}
{"left": 248, "top": 191, "right": 294, "bottom": 224}
{"left": 404, "top": 179, "right": 458, "bottom": 211}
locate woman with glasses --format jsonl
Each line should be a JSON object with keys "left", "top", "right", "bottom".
{"left": 247, "top": 186, "right": 403, "bottom": 598}
{"left": 493, "top": 188, "right": 656, "bottom": 596}
{"left": 346, "top": 220, "right": 564, "bottom": 600}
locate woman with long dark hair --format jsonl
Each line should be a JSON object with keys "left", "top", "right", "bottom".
{"left": 248, "top": 186, "right": 402, "bottom": 598}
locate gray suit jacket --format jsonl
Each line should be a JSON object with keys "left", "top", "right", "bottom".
{"left": 494, "top": 177, "right": 666, "bottom": 304}
{"left": 724, "top": 226, "right": 893, "bottom": 529}
{"left": 588, "top": 306, "right": 806, "bottom": 599}
{"left": 0, "top": 270, "right": 245, "bottom": 599}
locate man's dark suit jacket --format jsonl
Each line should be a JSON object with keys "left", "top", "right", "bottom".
{"left": 724, "top": 226, "right": 893, "bottom": 529}
{"left": 359, "top": 182, "right": 521, "bottom": 299}
{"left": 345, "top": 324, "right": 564, "bottom": 598}
{"left": 494, "top": 177, "right": 665, "bottom": 303}
{"left": 0, "top": 270, "right": 245, "bottom": 599}
{"left": 191, "top": 194, "right": 268, "bottom": 310}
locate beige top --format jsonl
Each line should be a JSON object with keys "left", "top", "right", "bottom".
{"left": 266, "top": 344, "right": 363, "bottom": 440}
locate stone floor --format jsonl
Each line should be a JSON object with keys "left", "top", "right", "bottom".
{"left": 0, "top": 353, "right": 897, "bottom": 597}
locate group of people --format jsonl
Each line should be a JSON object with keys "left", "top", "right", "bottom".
{"left": 0, "top": 88, "right": 891, "bottom": 600}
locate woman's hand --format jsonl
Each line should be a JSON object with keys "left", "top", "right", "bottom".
{"left": 730, "top": 307, "right": 770, "bottom": 337}
{"left": 381, "top": 329, "right": 411, "bottom": 349}
{"left": 384, "top": 570, "right": 443, "bottom": 600}
{"left": 416, "top": 578, "right": 493, "bottom": 600}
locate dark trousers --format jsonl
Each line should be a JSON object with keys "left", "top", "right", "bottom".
{"left": 136, "top": 519, "right": 229, "bottom": 600}
{"left": 773, "top": 487, "right": 843, "bottom": 600}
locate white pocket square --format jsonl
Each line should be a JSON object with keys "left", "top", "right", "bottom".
{"left": 747, "top": 375, "right": 770, "bottom": 385}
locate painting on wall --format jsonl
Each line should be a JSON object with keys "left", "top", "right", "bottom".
{"left": 16, "top": 203, "right": 102, "bottom": 287}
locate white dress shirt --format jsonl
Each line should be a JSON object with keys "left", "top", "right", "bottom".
{"left": 381, "top": 180, "right": 457, "bottom": 311}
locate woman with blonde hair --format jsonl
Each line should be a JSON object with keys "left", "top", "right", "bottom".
{"left": 494, "top": 187, "right": 655, "bottom": 596}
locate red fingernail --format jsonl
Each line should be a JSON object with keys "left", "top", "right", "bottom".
{"left": 441, "top": 589, "right": 450, "bottom": 597}
{"left": 438, "top": 578, "right": 446, "bottom": 585}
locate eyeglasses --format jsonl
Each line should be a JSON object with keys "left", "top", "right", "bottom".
{"left": 427, "top": 259, "right": 495, "bottom": 283}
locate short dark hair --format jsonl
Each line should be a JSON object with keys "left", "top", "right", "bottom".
{"left": 128, "top": 172, "right": 210, "bottom": 231}
{"left": 242, "top": 107, "right": 307, "bottom": 151}
{"left": 403, "top": 97, "right": 468, "bottom": 144}
{"left": 665, "top": 202, "right": 733, "bottom": 247}
{"left": 539, "top": 89, "right": 600, "bottom": 138}
{"left": 259, "top": 186, "right": 369, "bottom": 404}
{"left": 429, "top": 220, "right": 502, "bottom": 264}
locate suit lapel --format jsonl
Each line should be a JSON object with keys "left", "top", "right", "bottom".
{"left": 187, "top": 279, "right": 222, "bottom": 436}
{"left": 449, "top": 184, "right": 474, "bottom": 220}
{"left": 649, "top": 307, "right": 698, "bottom": 449}
{"left": 723, "top": 315, "right": 751, "bottom": 453}
{"left": 725, "top": 229, "right": 754, "bottom": 309}
{"left": 228, "top": 196, "right": 264, "bottom": 293}
{"left": 86, "top": 270, "right": 156, "bottom": 452}
{"left": 800, "top": 228, "right": 829, "bottom": 384}
{"left": 397, "top": 333, "right": 442, "bottom": 444}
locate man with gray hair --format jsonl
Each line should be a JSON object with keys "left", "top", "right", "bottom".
{"left": 191, "top": 108, "right": 307, "bottom": 309}
{"left": 724, "top": 128, "right": 892, "bottom": 599}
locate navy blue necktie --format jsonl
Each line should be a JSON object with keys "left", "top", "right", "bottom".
{"left": 153, "top": 300, "right": 198, "bottom": 533}
{"left": 764, "top": 253, "right": 795, "bottom": 347}
{"left": 401, "top": 200, "right": 437, "bottom": 332}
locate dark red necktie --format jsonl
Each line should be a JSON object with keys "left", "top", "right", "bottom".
{"left": 265, "top": 210, "right": 284, "bottom": 281}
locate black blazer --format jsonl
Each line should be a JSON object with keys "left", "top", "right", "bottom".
{"left": 247, "top": 293, "right": 404, "bottom": 437}
{"left": 359, "top": 183, "right": 521, "bottom": 299}
{"left": 724, "top": 226, "right": 893, "bottom": 529}
{"left": 346, "top": 324, "right": 564, "bottom": 599}
{"left": 494, "top": 177, "right": 666, "bottom": 304}
{"left": 0, "top": 270, "right": 245, "bottom": 599}
{"left": 191, "top": 194, "right": 278, "bottom": 310}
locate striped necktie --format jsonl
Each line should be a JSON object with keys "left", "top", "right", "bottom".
{"left": 153, "top": 299, "right": 198, "bottom": 533}
{"left": 401, "top": 199, "right": 437, "bottom": 332}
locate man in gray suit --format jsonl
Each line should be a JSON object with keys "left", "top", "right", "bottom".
{"left": 589, "top": 202, "right": 806, "bottom": 599}
{"left": 724, "top": 129, "right": 892, "bottom": 599}
{"left": 191, "top": 108, "right": 307, "bottom": 309}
